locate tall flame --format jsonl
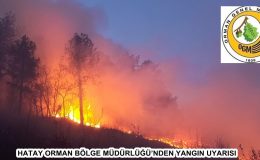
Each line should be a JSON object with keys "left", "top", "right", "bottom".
{"left": 54, "top": 103, "right": 101, "bottom": 129}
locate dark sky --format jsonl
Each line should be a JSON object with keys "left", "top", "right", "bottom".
{"left": 77, "top": 0, "right": 260, "bottom": 84}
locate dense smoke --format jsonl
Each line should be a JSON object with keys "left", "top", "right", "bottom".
{"left": 1, "top": 0, "right": 259, "bottom": 150}
{"left": 0, "top": 0, "right": 180, "bottom": 137}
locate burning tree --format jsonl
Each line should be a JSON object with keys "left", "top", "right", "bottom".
{"left": 53, "top": 63, "right": 75, "bottom": 117}
{"left": 66, "top": 33, "right": 98, "bottom": 125}
{"left": 7, "top": 35, "right": 39, "bottom": 113}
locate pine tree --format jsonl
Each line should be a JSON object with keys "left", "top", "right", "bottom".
{"left": 8, "top": 35, "right": 39, "bottom": 113}
{"left": 0, "top": 13, "right": 16, "bottom": 78}
{"left": 66, "top": 33, "right": 97, "bottom": 125}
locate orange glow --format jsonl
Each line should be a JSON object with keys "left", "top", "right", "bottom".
{"left": 54, "top": 108, "right": 195, "bottom": 148}
{"left": 146, "top": 136, "right": 199, "bottom": 148}
{"left": 54, "top": 102, "right": 101, "bottom": 129}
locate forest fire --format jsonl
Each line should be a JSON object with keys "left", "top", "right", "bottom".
{"left": 1, "top": 1, "right": 260, "bottom": 159}
{"left": 52, "top": 98, "right": 192, "bottom": 148}
{"left": 54, "top": 104, "right": 194, "bottom": 148}
{"left": 146, "top": 137, "right": 190, "bottom": 148}
{"left": 54, "top": 103, "right": 101, "bottom": 129}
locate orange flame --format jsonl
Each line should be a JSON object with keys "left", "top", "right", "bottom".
{"left": 54, "top": 103, "right": 101, "bottom": 129}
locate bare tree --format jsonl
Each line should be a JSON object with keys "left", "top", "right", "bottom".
{"left": 35, "top": 66, "right": 52, "bottom": 117}
{"left": 54, "top": 63, "right": 75, "bottom": 117}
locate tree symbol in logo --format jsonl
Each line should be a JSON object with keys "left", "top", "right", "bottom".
{"left": 234, "top": 16, "right": 259, "bottom": 42}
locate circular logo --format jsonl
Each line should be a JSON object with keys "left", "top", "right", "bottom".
{"left": 222, "top": 6, "right": 260, "bottom": 63}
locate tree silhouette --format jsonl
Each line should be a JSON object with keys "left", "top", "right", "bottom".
{"left": 8, "top": 35, "right": 39, "bottom": 113}
{"left": 53, "top": 63, "right": 75, "bottom": 117}
{"left": 66, "top": 33, "right": 97, "bottom": 125}
{"left": 0, "top": 13, "right": 16, "bottom": 78}
{"left": 34, "top": 66, "right": 52, "bottom": 117}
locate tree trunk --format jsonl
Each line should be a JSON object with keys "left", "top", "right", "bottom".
{"left": 18, "top": 79, "right": 24, "bottom": 114}
{"left": 43, "top": 93, "right": 50, "bottom": 117}
{"left": 40, "top": 95, "right": 44, "bottom": 117}
{"left": 18, "top": 51, "right": 25, "bottom": 114}
{"left": 62, "top": 96, "right": 65, "bottom": 118}
{"left": 78, "top": 72, "right": 84, "bottom": 125}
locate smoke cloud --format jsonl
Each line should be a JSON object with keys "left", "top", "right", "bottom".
{"left": 1, "top": 0, "right": 259, "bottom": 150}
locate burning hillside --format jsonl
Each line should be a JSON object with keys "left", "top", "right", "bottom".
{"left": 0, "top": 0, "right": 260, "bottom": 159}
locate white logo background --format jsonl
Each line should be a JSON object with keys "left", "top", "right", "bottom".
{"left": 220, "top": 6, "right": 260, "bottom": 63}
{"left": 221, "top": 6, "right": 243, "bottom": 63}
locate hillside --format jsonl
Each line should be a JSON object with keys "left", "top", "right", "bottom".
{"left": 0, "top": 109, "right": 171, "bottom": 159}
